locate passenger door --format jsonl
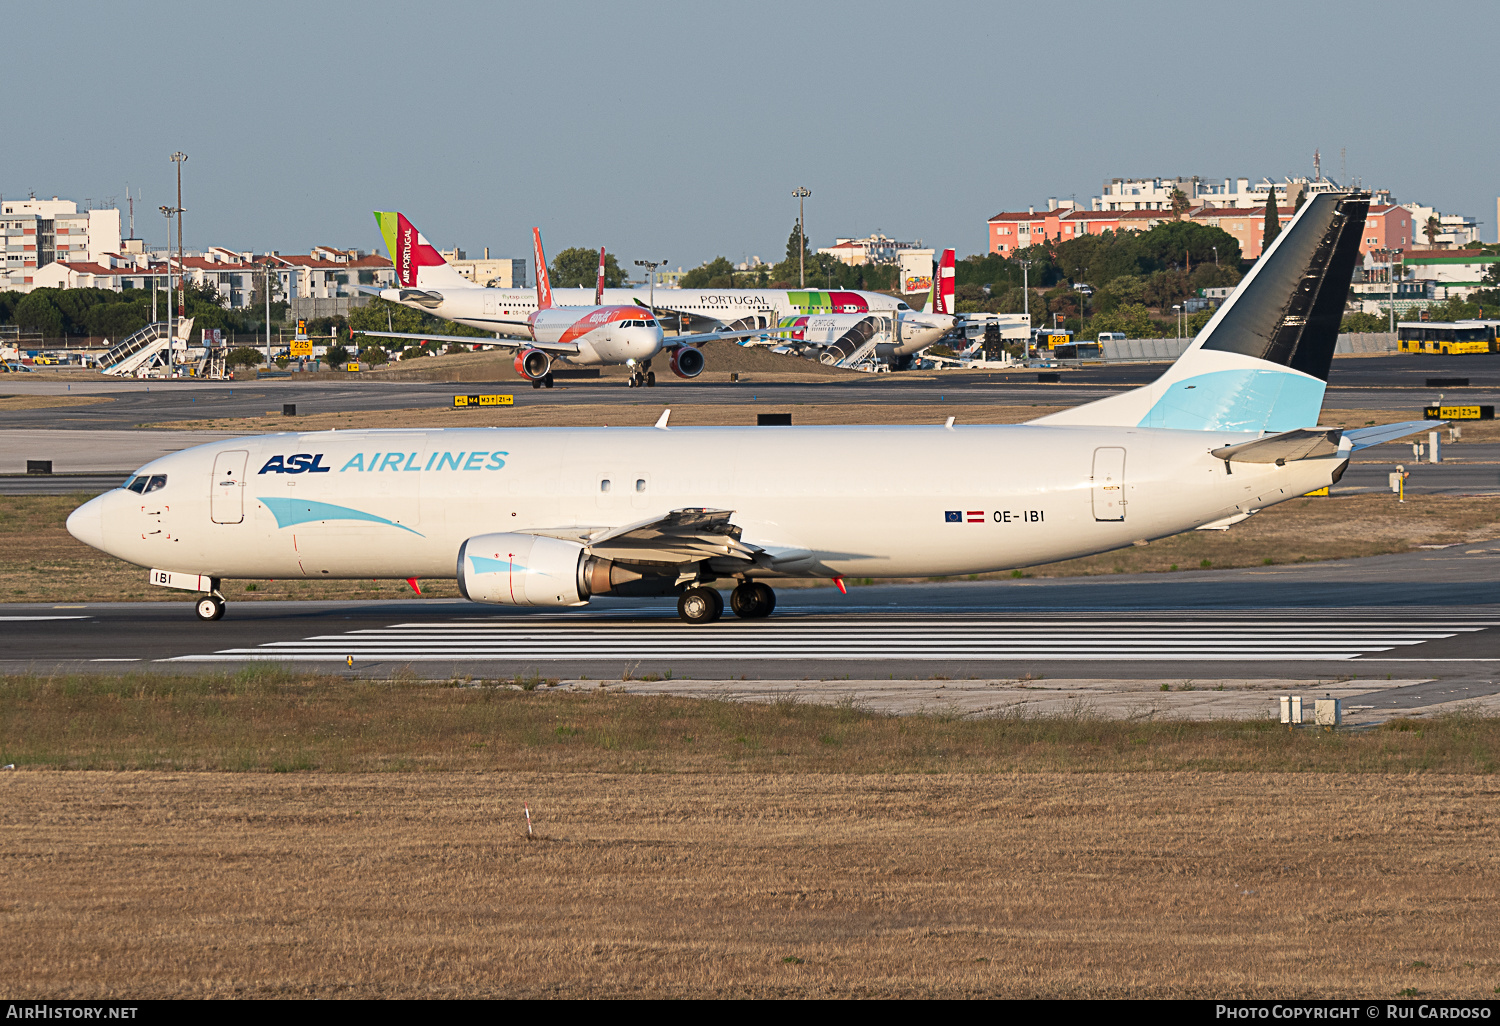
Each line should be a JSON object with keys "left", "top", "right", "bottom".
{"left": 1091, "top": 447, "right": 1126, "bottom": 521}
{"left": 210, "top": 450, "right": 248, "bottom": 524}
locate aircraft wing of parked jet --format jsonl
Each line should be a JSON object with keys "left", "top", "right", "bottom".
{"left": 71, "top": 189, "right": 1444, "bottom": 626}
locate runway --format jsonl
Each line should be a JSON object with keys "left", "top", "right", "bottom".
{"left": 8, "top": 544, "right": 1500, "bottom": 708}
{"left": 1, "top": 353, "right": 1495, "bottom": 431}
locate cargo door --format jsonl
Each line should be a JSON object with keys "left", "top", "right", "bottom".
{"left": 1091, "top": 447, "right": 1126, "bottom": 521}
{"left": 210, "top": 450, "right": 248, "bottom": 524}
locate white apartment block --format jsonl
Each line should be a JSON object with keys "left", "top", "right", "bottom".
{"left": 1402, "top": 205, "right": 1482, "bottom": 249}
{"left": 1, "top": 196, "right": 121, "bottom": 289}
{"left": 815, "top": 233, "right": 926, "bottom": 266}
{"left": 1092, "top": 175, "right": 1393, "bottom": 212}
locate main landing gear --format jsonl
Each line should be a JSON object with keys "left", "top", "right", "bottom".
{"left": 530, "top": 372, "right": 555, "bottom": 389}
{"left": 627, "top": 360, "right": 656, "bottom": 388}
{"left": 676, "top": 582, "right": 776, "bottom": 624}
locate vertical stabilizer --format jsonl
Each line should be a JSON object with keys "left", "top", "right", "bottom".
{"left": 372, "top": 212, "right": 471, "bottom": 289}
{"left": 594, "top": 246, "right": 606, "bottom": 306}
{"left": 934, "top": 248, "right": 956, "bottom": 315}
{"left": 533, "top": 228, "right": 554, "bottom": 310}
{"left": 1032, "top": 191, "right": 1370, "bottom": 432}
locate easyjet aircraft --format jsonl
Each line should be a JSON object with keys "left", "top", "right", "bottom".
{"left": 361, "top": 218, "right": 767, "bottom": 387}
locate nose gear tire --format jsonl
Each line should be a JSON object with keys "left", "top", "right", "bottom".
{"left": 195, "top": 596, "right": 225, "bottom": 621}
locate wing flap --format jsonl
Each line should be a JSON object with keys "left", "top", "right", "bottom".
{"left": 1344, "top": 420, "right": 1443, "bottom": 450}
{"left": 1211, "top": 427, "right": 1343, "bottom": 464}
{"left": 521, "top": 508, "right": 760, "bottom": 565}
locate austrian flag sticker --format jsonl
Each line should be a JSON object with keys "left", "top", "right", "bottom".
{"left": 945, "top": 511, "right": 986, "bottom": 523}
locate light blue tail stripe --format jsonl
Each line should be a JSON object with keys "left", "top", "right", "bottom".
{"left": 1138, "top": 369, "right": 1326, "bottom": 433}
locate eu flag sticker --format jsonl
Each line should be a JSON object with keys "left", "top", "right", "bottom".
{"left": 945, "top": 511, "right": 961, "bottom": 523}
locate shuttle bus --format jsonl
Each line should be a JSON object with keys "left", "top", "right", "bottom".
{"left": 1397, "top": 320, "right": 1500, "bottom": 355}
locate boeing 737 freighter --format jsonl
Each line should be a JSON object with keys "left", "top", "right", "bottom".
{"left": 69, "top": 191, "right": 1431, "bottom": 625}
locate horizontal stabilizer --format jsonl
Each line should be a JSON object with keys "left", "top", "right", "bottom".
{"left": 1210, "top": 427, "right": 1343, "bottom": 464}
{"left": 1344, "top": 420, "right": 1443, "bottom": 450}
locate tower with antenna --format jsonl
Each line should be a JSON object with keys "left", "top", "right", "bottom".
{"left": 126, "top": 185, "right": 135, "bottom": 239}
{"left": 1313, "top": 149, "right": 1321, "bottom": 182}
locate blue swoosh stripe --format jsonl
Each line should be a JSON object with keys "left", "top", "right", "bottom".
{"left": 468, "top": 555, "right": 528, "bottom": 575}
{"left": 258, "top": 496, "right": 425, "bottom": 536}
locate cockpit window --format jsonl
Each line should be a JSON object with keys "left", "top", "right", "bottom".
{"left": 897, "top": 302, "right": 910, "bottom": 310}
{"left": 125, "top": 474, "right": 167, "bottom": 494}
{"left": 124, "top": 476, "right": 146, "bottom": 493}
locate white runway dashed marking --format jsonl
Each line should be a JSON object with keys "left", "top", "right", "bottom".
{"left": 168, "top": 613, "right": 1494, "bottom": 663}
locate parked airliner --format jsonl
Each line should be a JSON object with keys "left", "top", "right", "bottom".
{"left": 69, "top": 192, "right": 1431, "bottom": 625}
{"left": 361, "top": 219, "right": 766, "bottom": 387}
{"left": 365, "top": 210, "right": 913, "bottom": 344}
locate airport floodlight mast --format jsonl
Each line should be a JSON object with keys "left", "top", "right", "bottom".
{"left": 633, "top": 259, "right": 667, "bottom": 321}
{"left": 793, "top": 187, "right": 811, "bottom": 288}
{"left": 160, "top": 204, "right": 181, "bottom": 377}
{"left": 1019, "top": 258, "right": 1033, "bottom": 356}
{"left": 1173, "top": 304, "right": 1183, "bottom": 341}
{"left": 170, "top": 152, "right": 187, "bottom": 319}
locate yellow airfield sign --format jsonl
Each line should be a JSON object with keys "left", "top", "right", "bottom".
{"left": 454, "top": 394, "right": 514, "bottom": 408}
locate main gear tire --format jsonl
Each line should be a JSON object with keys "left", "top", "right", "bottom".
{"left": 730, "top": 582, "right": 776, "bottom": 619}
{"left": 677, "top": 586, "right": 723, "bottom": 624}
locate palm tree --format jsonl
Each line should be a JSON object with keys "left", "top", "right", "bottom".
{"left": 1424, "top": 216, "right": 1441, "bottom": 248}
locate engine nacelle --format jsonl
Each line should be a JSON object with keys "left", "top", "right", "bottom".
{"left": 458, "top": 533, "right": 585, "bottom": 606}
{"left": 514, "top": 348, "right": 552, "bottom": 380}
{"left": 669, "top": 345, "right": 705, "bottom": 379}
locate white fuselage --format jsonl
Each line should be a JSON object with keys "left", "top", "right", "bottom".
{"left": 526, "top": 305, "right": 663, "bottom": 366}
{"left": 379, "top": 286, "right": 910, "bottom": 340}
{"left": 67, "top": 424, "right": 1344, "bottom": 585}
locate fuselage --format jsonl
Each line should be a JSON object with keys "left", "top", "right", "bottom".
{"left": 378, "top": 285, "right": 910, "bottom": 340}
{"left": 67, "top": 424, "right": 1344, "bottom": 584}
{"left": 527, "top": 305, "right": 663, "bottom": 366}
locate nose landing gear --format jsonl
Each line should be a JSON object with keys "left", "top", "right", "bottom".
{"left": 194, "top": 594, "right": 225, "bottom": 621}
{"left": 627, "top": 359, "right": 656, "bottom": 388}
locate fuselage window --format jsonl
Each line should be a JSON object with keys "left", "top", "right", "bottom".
{"left": 635, "top": 479, "right": 646, "bottom": 492}
{"left": 600, "top": 479, "right": 611, "bottom": 493}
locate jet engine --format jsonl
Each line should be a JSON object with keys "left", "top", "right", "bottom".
{"left": 457, "top": 533, "right": 671, "bottom": 606}
{"left": 514, "top": 348, "right": 552, "bottom": 380}
{"left": 670, "top": 345, "right": 704, "bottom": 379}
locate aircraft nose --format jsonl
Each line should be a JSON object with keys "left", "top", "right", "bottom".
{"left": 66, "top": 494, "right": 107, "bottom": 551}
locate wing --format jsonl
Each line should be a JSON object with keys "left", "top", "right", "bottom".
{"left": 666, "top": 326, "right": 792, "bottom": 348}
{"left": 1344, "top": 420, "right": 1442, "bottom": 450}
{"left": 523, "top": 508, "right": 761, "bottom": 566}
{"left": 353, "top": 330, "right": 579, "bottom": 355}
{"left": 1210, "top": 427, "right": 1343, "bottom": 464}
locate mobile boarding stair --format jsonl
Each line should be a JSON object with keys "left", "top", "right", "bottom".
{"left": 100, "top": 318, "right": 195, "bottom": 377}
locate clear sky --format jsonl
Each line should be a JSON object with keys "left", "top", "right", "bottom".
{"left": 3, "top": 0, "right": 1493, "bottom": 268}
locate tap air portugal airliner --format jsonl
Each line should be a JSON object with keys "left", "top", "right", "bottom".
{"left": 362, "top": 211, "right": 928, "bottom": 376}
{"left": 361, "top": 217, "right": 774, "bottom": 387}
{"left": 69, "top": 192, "right": 1433, "bottom": 625}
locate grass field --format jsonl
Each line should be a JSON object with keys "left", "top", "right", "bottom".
{"left": 2, "top": 671, "right": 1498, "bottom": 998}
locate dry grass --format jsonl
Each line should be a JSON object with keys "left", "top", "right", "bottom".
{"left": 0, "top": 393, "right": 114, "bottom": 411}
{"left": 2, "top": 768, "right": 1497, "bottom": 997}
{"left": 3, "top": 670, "right": 1498, "bottom": 774}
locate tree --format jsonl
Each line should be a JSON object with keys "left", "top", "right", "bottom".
{"left": 1169, "top": 187, "right": 1190, "bottom": 220}
{"left": 1340, "top": 312, "right": 1387, "bottom": 333}
{"left": 1263, "top": 191, "right": 1281, "bottom": 252}
{"left": 325, "top": 344, "right": 351, "bottom": 367}
{"left": 358, "top": 346, "right": 390, "bottom": 366}
{"left": 225, "top": 346, "right": 264, "bottom": 370}
{"left": 679, "top": 257, "right": 737, "bottom": 289}
{"left": 549, "top": 247, "right": 626, "bottom": 288}
{"left": 1424, "top": 216, "right": 1441, "bottom": 247}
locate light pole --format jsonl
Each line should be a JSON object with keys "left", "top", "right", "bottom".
{"left": 170, "top": 152, "right": 187, "bottom": 318}
{"left": 792, "top": 187, "right": 811, "bottom": 288}
{"left": 260, "top": 258, "right": 276, "bottom": 368}
{"left": 1019, "top": 258, "right": 1033, "bottom": 358}
{"left": 633, "top": 259, "right": 666, "bottom": 323}
{"left": 1172, "top": 304, "right": 1182, "bottom": 342}
{"left": 1078, "top": 266, "right": 1088, "bottom": 341}
{"left": 1212, "top": 245, "right": 1218, "bottom": 266}
{"left": 160, "top": 204, "right": 181, "bottom": 376}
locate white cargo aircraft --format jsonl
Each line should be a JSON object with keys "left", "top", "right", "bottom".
{"left": 360, "top": 221, "right": 768, "bottom": 387}
{"left": 69, "top": 191, "right": 1432, "bottom": 624}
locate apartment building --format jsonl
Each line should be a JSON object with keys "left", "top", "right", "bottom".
{"left": 438, "top": 249, "right": 525, "bottom": 288}
{"left": 1, "top": 197, "right": 121, "bottom": 290}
